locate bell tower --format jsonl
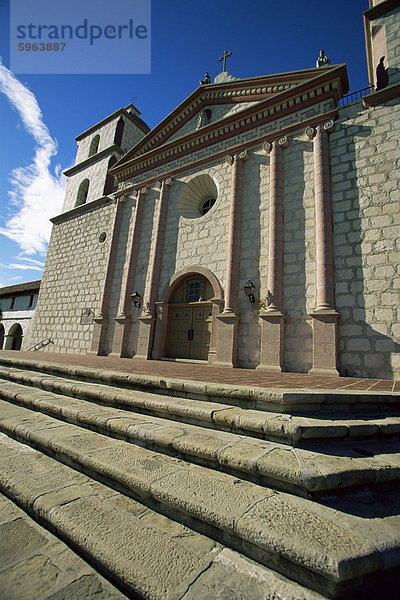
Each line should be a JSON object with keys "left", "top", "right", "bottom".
{"left": 62, "top": 104, "right": 150, "bottom": 214}
{"left": 364, "top": 0, "right": 400, "bottom": 93}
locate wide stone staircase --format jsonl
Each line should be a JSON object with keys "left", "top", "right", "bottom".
{"left": 0, "top": 354, "right": 400, "bottom": 599}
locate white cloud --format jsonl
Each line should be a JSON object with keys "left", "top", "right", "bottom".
{"left": 6, "top": 263, "right": 43, "bottom": 272}
{"left": 16, "top": 255, "right": 45, "bottom": 268}
{"left": 0, "top": 59, "right": 66, "bottom": 256}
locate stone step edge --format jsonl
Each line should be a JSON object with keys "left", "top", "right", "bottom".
{"left": 0, "top": 489, "right": 127, "bottom": 599}
{"left": 2, "top": 368, "right": 400, "bottom": 446}
{"left": 0, "top": 356, "right": 399, "bottom": 411}
{"left": 2, "top": 385, "right": 400, "bottom": 497}
{"left": 0, "top": 434, "right": 294, "bottom": 600}
{"left": 0, "top": 403, "right": 398, "bottom": 599}
{"left": 0, "top": 482, "right": 329, "bottom": 600}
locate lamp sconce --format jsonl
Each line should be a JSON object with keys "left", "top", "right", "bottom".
{"left": 131, "top": 291, "right": 142, "bottom": 308}
{"left": 243, "top": 280, "right": 256, "bottom": 303}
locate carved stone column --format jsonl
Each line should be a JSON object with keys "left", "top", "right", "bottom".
{"left": 215, "top": 151, "right": 247, "bottom": 368}
{"left": 89, "top": 195, "right": 126, "bottom": 355}
{"left": 110, "top": 187, "right": 147, "bottom": 357}
{"left": 257, "top": 138, "right": 287, "bottom": 371}
{"left": 134, "top": 178, "right": 172, "bottom": 361}
{"left": 308, "top": 122, "right": 339, "bottom": 376}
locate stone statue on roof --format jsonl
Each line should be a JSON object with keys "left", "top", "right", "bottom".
{"left": 200, "top": 72, "right": 211, "bottom": 85}
{"left": 316, "top": 49, "right": 331, "bottom": 68}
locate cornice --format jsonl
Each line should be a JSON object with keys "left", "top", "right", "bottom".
{"left": 362, "top": 82, "right": 400, "bottom": 107}
{"left": 115, "top": 65, "right": 348, "bottom": 170}
{"left": 113, "top": 108, "right": 338, "bottom": 192}
{"left": 63, "top": 144, "right": 124, "bottom": 177}
{"left": 51, "top": 195, "right": 113, "bottom": 224}
{"left": 112, "top": 84, "right": 340, "bottom": 182}
{"left": 364, "top": 0, "right": 400, "bottom": 20}
{"left": 75, "top": 106, "right": 150, "bottom": 141}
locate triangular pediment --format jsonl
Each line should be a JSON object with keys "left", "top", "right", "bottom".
{"left": 113, "top": 65, "right": 349, "bottom": 175}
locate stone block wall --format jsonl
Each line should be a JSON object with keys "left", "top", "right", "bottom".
{"left": 120, "top": 115, "right": 146, "bottom": 153}
{"left": 331, "top": 97, "right": 400, "bottom": 379}
{"left": 25, "top": 202, "right": 115, "bottom": 354}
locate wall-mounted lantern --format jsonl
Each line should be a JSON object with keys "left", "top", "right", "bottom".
{"left": 131, "top": 291, "right": 142, "bottom": 308}
{"left": 243, "top": 280, "right": 256, "bottom": 303}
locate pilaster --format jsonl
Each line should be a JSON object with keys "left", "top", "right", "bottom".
{"left": 215, "top": 151, "right": 246, "bottom": 368}
{"left": 110, "top": 187, "right": 147, "bottom": 357}
{"left": 257, "top": 138, "right": 287, "bottom": 372}
{"left": 134, "top": 178, "right": 172, "bottom": 361}
{"left": 89, "top": 194, "right": 126, "bottom": 356}
{"left": 308, "top": 122, "right": 339, "bottom": 376}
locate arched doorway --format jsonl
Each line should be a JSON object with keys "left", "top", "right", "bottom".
{"left": 0, "top": 324, "right": 4, "bottom": 350}
{"left": 166, "top": 275, "right": 213, "bottom": 360}
{"left": 8, "top": 323, "right": 23, "bottom": 351}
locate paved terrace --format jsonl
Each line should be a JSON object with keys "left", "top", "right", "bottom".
{"left": 0, "top": 350, "right": 398, "bottom": 392}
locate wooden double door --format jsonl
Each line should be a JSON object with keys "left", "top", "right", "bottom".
{"left": 166, "top": 303, "right": 212, "bottom": 360}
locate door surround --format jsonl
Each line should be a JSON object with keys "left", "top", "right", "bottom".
{"left": 152, "top": 266, "right": 224, "bottom": 364}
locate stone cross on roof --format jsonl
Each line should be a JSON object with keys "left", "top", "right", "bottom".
{"left": 218, "top": 50, "right": 232, "bottom": 72}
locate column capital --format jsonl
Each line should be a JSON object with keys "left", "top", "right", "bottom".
{"left": 262, "top": 141, "right": 273, "bottom": 153}
{"left": 225, "top": 154, "right": 234, "bottom": 165}
{"left": 157, "top": 177, "right": 173, "bottom": 188}
{"left": 305, "top": 127, "right": 316, "bottom": 140}
{"left": 238, "top": 149, "right": 249, "bottom": 161}
{"left": 140, "top": 186, "right": 149, "bottom": 196}
{"left": 278, "top": 136, "right": 289, "bottom": 148}
{"left": 323, "top": 120, "right": 335, "bottom": 133}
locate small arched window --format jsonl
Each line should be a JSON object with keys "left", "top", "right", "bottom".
{"left": 114, "top": 118, "right": 125, "bottom": 147}
{"left": 76, "top": 179, "right": 90, "bottom": 207}
{"left": 103, "top": 156, "right": 118, "bottom": 196}
{"left": 88, "top": 134, "right": 100, "bottom": 157}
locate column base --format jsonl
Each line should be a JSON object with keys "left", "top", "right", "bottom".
{"left": 214, "top": 312, "right": 239, "bottom": 368}
{"left": 132, "top": 314, "right": 154, "bottom": 361}
{"left": 109, "top": 315, "right": 132, "bottom": 358}
{"left": 256, "top": 309, "right": 286, "bottom": 372}
{"left": 89, "top": 316, "right": 108, "bottom": 356}
{"left": 308, "top": 309, "right": 339, "bottom": 377}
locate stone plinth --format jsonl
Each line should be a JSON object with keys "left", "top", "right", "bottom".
{"left": 133, "top": 314, "right": 155, "bottom": 361}
{"left": 257, "top": 310, "right": 286, "bottom": 372}
{"left": 309, "top": 309, "right": 339, "bottom": 376}
{"left": 214, "top": 312, "right": 239, "bottom": 368}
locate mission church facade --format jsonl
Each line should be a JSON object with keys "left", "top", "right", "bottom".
{"left": 25, "top": 0, "right": 400, "bottom": 380}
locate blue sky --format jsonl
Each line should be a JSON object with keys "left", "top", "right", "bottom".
{"left": 0, "top": 0, "right": 369, "bottom": 288}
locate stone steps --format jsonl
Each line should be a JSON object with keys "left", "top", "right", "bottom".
{"left": 1, "top": 379, "right": 400, "bottom": 497}
{"left": 1, "top": 401, "right": 400, "bottom": 599}
{"left": 0, "top": 365, "right": 399, "bottom": 446}
{"left": 1, "top": 356, "right": 400, "bottom": 413}
{"left": 0, "top": 487, "right": 126, "bottom": 600}
{"left": 0, "top": 435, "right": 327, "bottom": 600}
{"left": 0, "top": 357, "right": 400, "bottom": 598}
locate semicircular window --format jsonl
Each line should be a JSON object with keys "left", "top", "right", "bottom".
{"left": 178, "top": 174, "right": 218, "bottom": 219}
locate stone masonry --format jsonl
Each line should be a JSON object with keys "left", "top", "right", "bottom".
{"left": 25, "top": 1, "right": 400, "bottom": 380}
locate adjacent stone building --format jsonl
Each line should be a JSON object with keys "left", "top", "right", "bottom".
{"left": 26, "top": 0, "right": 400, "bottom": 379}
{"left": 0, "top": 281, "right": 40, "bottom": 350}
